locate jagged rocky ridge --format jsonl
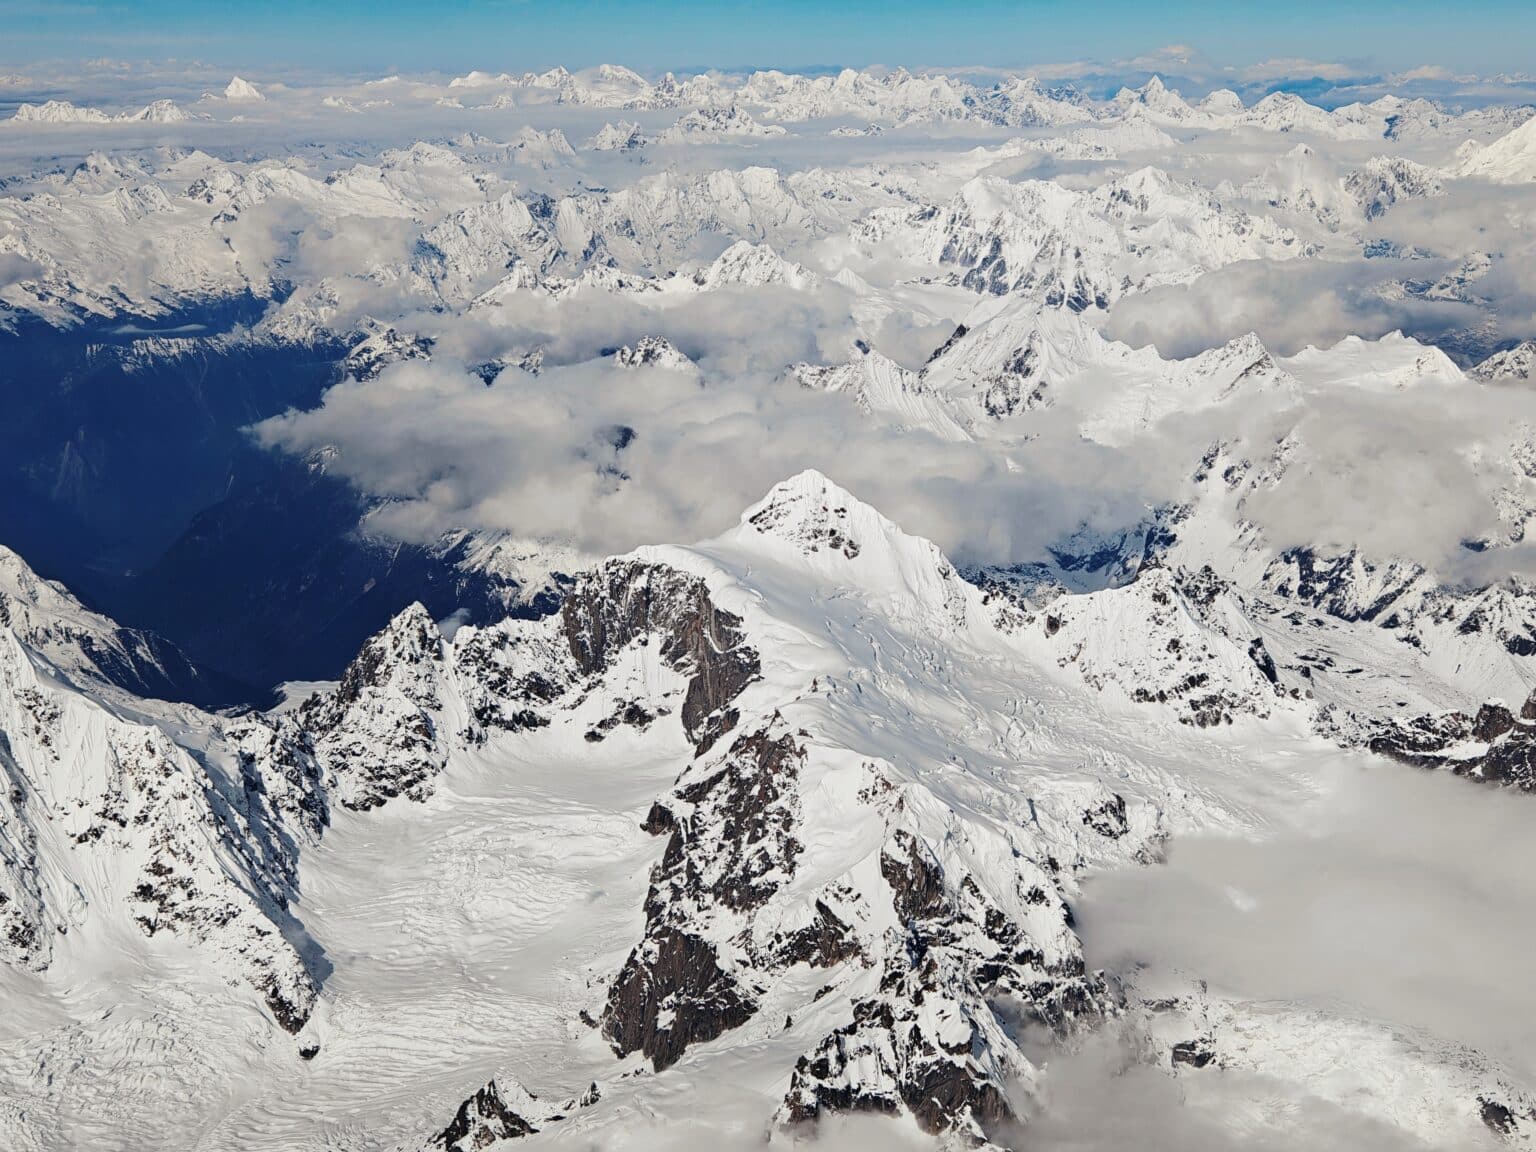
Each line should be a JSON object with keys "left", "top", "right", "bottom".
{"left": 0, "top": 586, "right": 325, "bottom": 1030}
{"left": 430, "top": 1076, "right": 600, "bottom": 1150}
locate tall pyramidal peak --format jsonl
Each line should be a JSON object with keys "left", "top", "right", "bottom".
{"left": 224, "top": 76, "right": 266, "bottom": 102}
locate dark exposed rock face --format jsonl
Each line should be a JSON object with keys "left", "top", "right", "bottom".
{"left": 781, "top": 829, "right": 1107, "bottom": 1145}
{"left": 561, "top": 560, "right": 760, "bottom": 754}
{"left": 602, "top": 925, "right": 756, "bottom": 1071}
{"left": 450, "top": 623, "right": 569, "bottom": 742}
{"left": 674, "top": 729, "right": 805, "bottom": 912}
{"left": 601, "top": 728, "right": 805, "bottom": 1070}
{"left": 1082, "top": 793, "right": 1129, "bottom": 839}
{"left": 1479, "top": 1097, "right": 1518, "bottom": 1137}
{"left": 770, "top": 899, "right": 861, "bottom": 970}
{"left": 433, "top": 1080, "right": 539, "bottom": 1150}
{"left": 432, "top": 1076, "right": 603, "bottom": 1150}
{"left": 1171, "top": 1038, "right": 1216, "bottom": 1068}
{"left": 1361, "top": 692, "right": 1536, "bottom": 791}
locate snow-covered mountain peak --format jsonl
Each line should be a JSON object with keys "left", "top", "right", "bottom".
{"left": 1200, "top": 88, "right": 1246, "bottom": 116}
{"left": 733, "top": 468, "right": 877, "bottom": 556}
{"left": 1182, "top": 331, "right": 1298, "bottom": 399}
{"left": 1115, "top": 74, "right": 1199, "bottom": 123}
{"left": 1284, "top": 330, "right": 1466, "bottom": 392}
{"left": 224, "top": 76, "right": 265, "bottom": 102}
{"left": 659, "top": 104, "right": 786, "bottom": 142}
{"left": 123, "top": 99, "right": 192, "bottom": 124}
{"left": 724, "top": 470, "right": 977, "bottom": 628}
{"left": 292, "top": 599, "right": 465, "bottom": 812}
{"left": 694, "top": 239, "right": 818, "bottom": 289}
{"left": 584, "top": 119, "right": 646, "bottom": 151}
{"left": 11, "top": 99, "right": 112, "bottom": 124}
{"left": 1455, "top": 113, "right": 1536, "bottom": 181}
{"left": 613, "top": 335, "right": 694, "bottom": 370}
{"left": 1344, "top": 154, "right": 1446, "bottom": 219}
{"left": 507, "top": 126, "right": 576, "bottom": 167}
{"left": 1029, "top": 563, "right": 1289, "bottom": 727}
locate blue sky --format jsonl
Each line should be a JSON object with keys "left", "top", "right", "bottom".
{"left": 1, "top": 0, "right": 1533, "bottom": 77}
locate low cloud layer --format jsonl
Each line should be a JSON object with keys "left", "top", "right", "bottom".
{"left": 256, "top": 306, "right": 1536, "bottom": 582}
{"left": 1102, "top": 258, "right": 1481, "bottom": 359}
{"left": 1081, "top": 758, "right": 1536, "bottom": 1090}
{"left": 1237, "top": 383, "right": 1529, "bottom": 574}
{"left": 1024, "top": 1029, "right": 1453, "bottom": 1152}
{"left": 254, "top": 348, "right": 1156, "bottom": 566}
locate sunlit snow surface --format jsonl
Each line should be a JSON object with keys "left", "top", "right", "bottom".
{"left": 4, "top": 62, "right": 1536, "bottom": 1151}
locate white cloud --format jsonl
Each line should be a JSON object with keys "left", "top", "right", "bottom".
{"left": 1081, "top": 758, "right": 1536, "bottom": 1095}
{"left": 1102, "top": 259, "right": 1481, "bottom": 360}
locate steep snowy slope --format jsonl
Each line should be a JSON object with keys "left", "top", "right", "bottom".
{"left": 0, "top": 553, "right": 326, "bottom": 1037}
{"left": 0, "top": 546, "right": 239, "bottom": 704}
{"left": 1456, "top": 115, "right": 1536, "bottom": 182}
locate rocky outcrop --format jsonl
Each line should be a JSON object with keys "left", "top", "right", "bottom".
{"left": 432, "top": 1080, "right": 540, "bottom": 1149}
{"left": 344, "top": 320, "right": 434, "bottom": 382}
{"left": 600, "top": 727, "right": 1128, "bottom": 1144}
{"left": 601, "top": 727, "right": 803, "bottom": 1069}
{"left": 780, "top": 828, "right": 1107, "bottom": 1144}
{"left": 561, "top": 560, "right": 759, "bottom": 754}
{"left": 431, "top": 1077, "right": 602, "bottom": 1150}
{"left": 1352, "top": 694, "right": 1536, "bottom": 790}
{"left": 1263, "top": 548, "right": 1536, "bottom": 660}
{"left": 298, "top": 604, "right": 456, "bottom": 811}
{"left": 612, "top": 336, "right": 692, "bottom": 370}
